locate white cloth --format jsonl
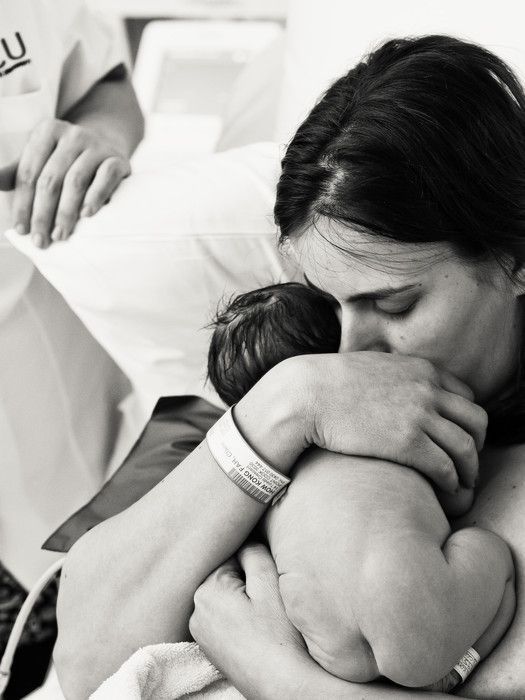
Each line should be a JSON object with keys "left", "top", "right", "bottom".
{"left": 90, "top": 643, "right": 243, "bottom": 700}
{"left": 0, "top": 0, "right": 128, "bottom": 587}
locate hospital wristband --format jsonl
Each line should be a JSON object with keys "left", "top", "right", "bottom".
{"left": 452, "top": 647, "right": 480, "bottom": 683}
{"left": 206, "top": 407, "right": 290, "bottom": 505}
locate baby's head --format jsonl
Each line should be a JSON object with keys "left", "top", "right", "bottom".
{"left": 207, "top": 282, "right": 340, "bottom": 406}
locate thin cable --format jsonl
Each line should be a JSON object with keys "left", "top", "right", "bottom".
{"left": 0, "top": 557, "right": 65, "bottom": 696}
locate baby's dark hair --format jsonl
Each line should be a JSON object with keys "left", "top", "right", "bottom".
{"left": 207, "top": 282, "right": 340, "bottom": 406}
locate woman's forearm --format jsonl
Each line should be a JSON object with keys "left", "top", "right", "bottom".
{"left": 54, "top": 363, "right": 306, "bottom": 699}
{"left": 299, "top": 669, "right": 464, "bottom": 700}
{"left": 273, "top": 655, "right": 464, "bottom": 700}
{"left": 237, "top": 644, "right": 463, "bottom": 700}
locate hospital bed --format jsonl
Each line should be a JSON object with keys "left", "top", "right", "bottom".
{"left": 8, "top": 0, "right": 525, "bottom": 696}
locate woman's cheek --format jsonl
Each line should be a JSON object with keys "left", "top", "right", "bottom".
{"left": 389, "top": 316, "right": 442, "bottom": 358}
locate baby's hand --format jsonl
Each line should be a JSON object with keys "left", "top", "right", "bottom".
{"left": 422, "top": 574, "right": 516, "bottom": 694}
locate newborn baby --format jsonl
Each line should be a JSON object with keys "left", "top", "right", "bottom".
{"left": 207, "top": 282, "right": 516, "bottom": 691}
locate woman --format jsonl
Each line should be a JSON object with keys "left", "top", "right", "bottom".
{"left": 55, "top": 36, "right": 525, "bottom": 699}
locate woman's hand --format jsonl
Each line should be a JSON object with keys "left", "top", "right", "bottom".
{"left": 189, "top": 543, "right": 312, "bottom": 700}
{"left": 274, "top": 352, "right": 486, "bottom": 493}
{"left": 12, "top": 118, "right": 131, "bottom": 247}
{"left": 302, "top": 352, "right": 487, "bottom": 492}
{"left": 190, "top": 543, "right": 460, "bottom": 700}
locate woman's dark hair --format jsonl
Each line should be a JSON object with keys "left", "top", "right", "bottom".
{"left": 207, "top": 282, "right": 340, "bottom": 406}
{"left": 274, "top": 35, "right": 525, "bottom": 445}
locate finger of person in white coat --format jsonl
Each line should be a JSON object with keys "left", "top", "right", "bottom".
{"left": 29, "top": 138, "right": 86, "bottom": 247}
{"left": 12, "top": 122, "right": 61, "bottom": 240}
{"left": 53, "top": 150, "right": 102, "bottom": 241}
{"left": 80, "top": 156, "right": 130, "bottom": 219}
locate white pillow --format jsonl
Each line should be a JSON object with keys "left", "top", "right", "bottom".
{"left": 5, "top": 142, "right": 295, "bottom": 420}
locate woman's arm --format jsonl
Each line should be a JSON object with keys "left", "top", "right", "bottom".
{"left": 55, "top": 353, "right": 486, "bottom": 698}
{"left": 55, "top": 362, "right": 306, "bottom": 699}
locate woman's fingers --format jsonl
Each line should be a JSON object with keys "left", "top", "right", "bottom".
{"left": 426, "top": 389, "right": 488, "bottom": 489}
{"left": 405, "top": 433, "right": 460, "bottom": 493}
{"left": 238, "top": 542, "right": 277, "bottom": 578}
{"left": 237, "top": 543, "right": 289, "bottom": 617}
{"left": 437, "top": 389, "right": 488, "bottom": 452}
{"left": 200, "top": 557, "right": 245, "bottom": 595}
{"left": 435, "top": 368, "right": 475, "bottom": 402}
{"left": 425, "top": 415, "right": 479, "bottom": 488}
{"left": 238, "top": 543, "right": 279, "bottom": 593}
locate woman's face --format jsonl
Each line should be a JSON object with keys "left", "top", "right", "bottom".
{"left": 294, "top": 219, "right": 523, "bottom": 403}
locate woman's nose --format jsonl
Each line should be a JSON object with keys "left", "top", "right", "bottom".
{"left": 338, "top": 307, "right": 390, "bottom": 353}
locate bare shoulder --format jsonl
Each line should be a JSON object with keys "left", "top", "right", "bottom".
{"left": 457, "top": 442, "right": 525, "bottom": 532}
{"left": 457, "top": 442, "right": 525, "bottom": 699}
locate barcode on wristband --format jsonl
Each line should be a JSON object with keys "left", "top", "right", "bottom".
{"left": 206, "top": 407, "right": 290, "bottom": 505}
{"left": 453, "top": 648, "right": 480, "bottom": 682}
{"left": 227, "top": 468, "right": 271, "bottom": 503}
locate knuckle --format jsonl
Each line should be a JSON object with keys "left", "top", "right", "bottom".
{"left": 415, "top": 379, "right": 435, "bottom": 407}
{"left": 437, "top": 456, "right": 455, "bottom": 479}
{"left": 16, "top": 166, "right": 36, "bottom": 187}
{"left": 54, "top": 210, "right": 74, "bottom": 228}
{"left": 37, "top": 171, "right": 61, "bottom": 195}
{"left": 412, "top": 356, "right": 432, "bottom": 373}
{"left": 461, "top": 433, "right": 476, "bottom": 456}
{"left": 401, "top": 423, "right": 423, "bottom": 455}
{"left": 64, "top": 123, "right": 85, "bottom": 145}
{"left": 65, "top": 169, "right": 89, "bottom": 193}
{"left": 104, "top": 157, "right": 126, "bottom": 180}
{"left": 31, "top": 216, "right": 48, "bottom": 231}
{"left": 33, "top": 118, "right": 55, "bottom": 138}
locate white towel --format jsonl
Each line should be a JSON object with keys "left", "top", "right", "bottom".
{"left": 90, "top": 642, "right": 245, "bottom": 699}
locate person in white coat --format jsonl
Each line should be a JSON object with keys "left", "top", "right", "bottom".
{"left": 0, "top": 0, "right": 143, "bottom": 694}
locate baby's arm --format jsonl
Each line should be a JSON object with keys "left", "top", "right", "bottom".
{"left": 358, "top": 525, "right": 515, "bottom": 687}
{"left": 264, "top": 449, "right": 515, "bottom": 690}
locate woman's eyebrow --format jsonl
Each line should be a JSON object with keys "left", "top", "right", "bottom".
{"left": 303, "top": 274, "right": 419, "bottom": 301}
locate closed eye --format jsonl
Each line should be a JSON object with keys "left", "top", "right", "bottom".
{"left": 375, "top": 299, "right": 418, "bottom": 318}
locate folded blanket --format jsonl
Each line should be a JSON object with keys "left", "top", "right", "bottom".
{"left": 90, "top": 642, "right": 245, "bottom": 699}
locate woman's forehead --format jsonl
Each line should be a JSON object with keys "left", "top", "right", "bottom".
{"left": 291, "top": 220, "right": 451, "bottom": 298}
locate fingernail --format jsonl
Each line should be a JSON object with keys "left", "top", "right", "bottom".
{"left": 15, "top": 223, "right": 26, "bottom": 236}
{"left": 80, "top": 205, "right": 91, "bottom": 218}
{"left": 32, "top": 233, "right": 43, "bottom": 248}
{"left": 51, "top": 226, "right": 62, "bottom": 242}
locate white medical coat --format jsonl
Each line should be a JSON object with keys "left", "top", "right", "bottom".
{"left": 0, "top": 0, "right": 130, "bottom": 588}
